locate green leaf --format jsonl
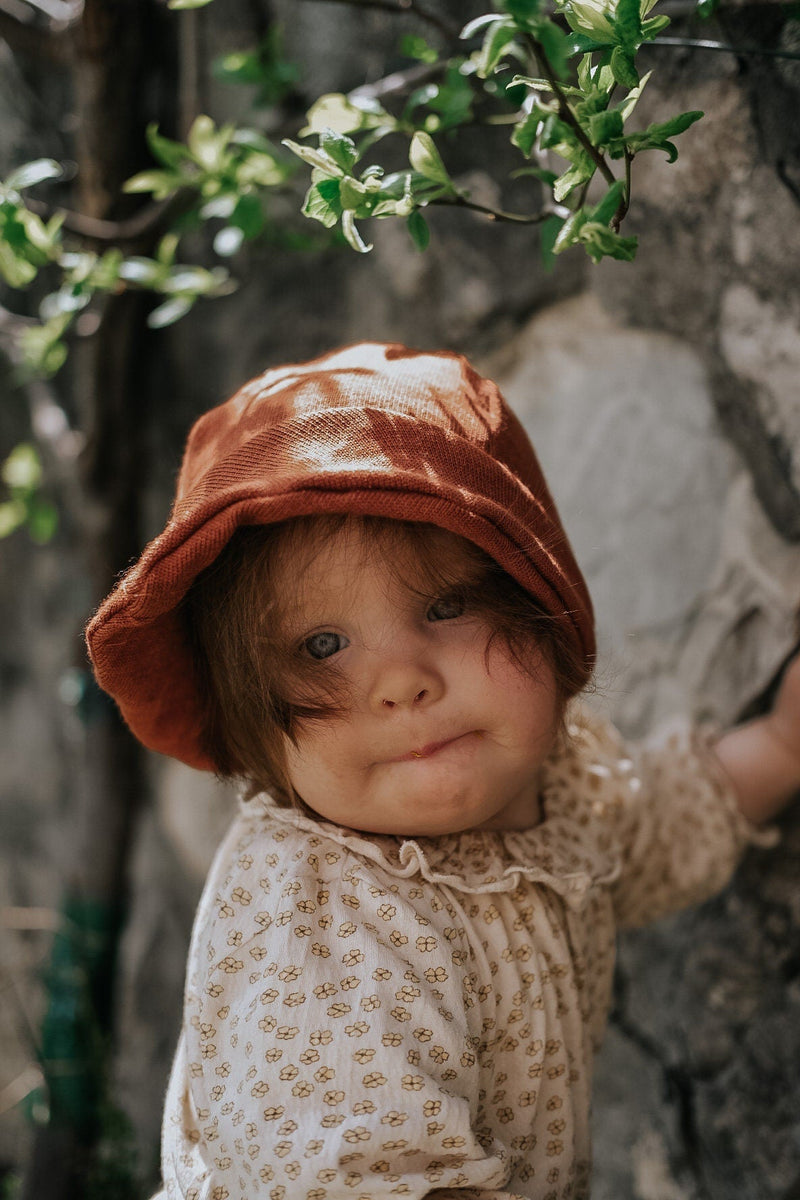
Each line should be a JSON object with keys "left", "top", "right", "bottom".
{"left": 641, "top": 13, "right": 670, "bottom": 37}
{"left": 168, "top": 0, "right": 215, "bottom": 9}
{"left": 610, "top": 45, "right": 639, "bottom": 88}
{"left": 19, "top": 316, "right": 70, "bottom": 377}
{"left": 164, "top": 265, "right": 222, "bottom": 294}
{"left": 500, "top": 0, "right": 543, "bottom": 20}
{"left": 563, "top": 1, "right": 615, "bottom": 42}
{"left": 511, "top": 112, "right": 543, "bottom": 158}
{"left": 553, "top": 160, "right": 595, "bottom": 201}
{"left": 588, "top": 108, "right": 624, "bottom": 145}
{"left": 476, "top": 19, "right": 517, "bottom": 78}
{"left": 461, "top": 13, "right": 502, "bottom": 39}
{"left": 187, "top": 114, "right": 234, "bottom": 171}
{"left": 552, "top": 208, "right": 588, "bottom": 253}
{"left": 230, "top": 193, "right": 265, "bottom": 238}
{"left": 0, "top": 241, "right": 37, "bottom": 287}
{"left": 90, "top": 247, "right": 124, "bottom": 289}
{"left": 156, "top": 233, "right": 180, "bottom": 266}
{"left": 579, "top": 220, "right": 638, "bottom": 261}
{"left": 535, "top": 19, "right": 570, "bottom": 80}
{"left": 510, "top": 165, "right": 558, "bottom": 184}
{"left": 2, "top": 443, "right": 41, "bottom": 490}
{"left": 696, "top": 0, "right": 720, "bottom": 15}
{"left": 6, "top": 159, "right": 63, "bottom": 191}
{"left": 213, "top": 226, "right": 244, "bottom": 256}
{"left": 612, "top": 0, "right": 642, "bottom": 49}
{"left": 617, "top": 69, "right": 651, "bottom": 121}
{"left": 406, "top": 209, "right": 430, "bottom": 251}
{"left": 147, "top": 295, "right": 195, "bottom": 328}
{"left": 118, "top": 257, "right": 166, "bottom": 286}
{"left": 302, "top": 93, "right": 393, "bottom": 137}
{"left": 341, "top": 211, "right": 373, "bottom": 254}
{"left": 146, "top": 124, "right": 190, "bottom": 170}
{"left": 590, "top": 179, "right": 624, "bottom": 224}
{"left": 400, "top": 34, "right": 438, "bottom": 63}
{"left": 319, "top": 128, "right": 359, "bottom": 174}
{"left": 539, "top": 214, "right": 564, "bottom": 271}
{"left": 26, "top": 498, "right": 58, "bottom": 543}
{"left": 409, "top": 132, "right": 452, "bottom": 188}
{"left": 0, "top": 500, "right": 25, "bottom": 539}
{"left": 281, "top": 138, "right": 345, "bottom": 177}
{"left": 565, "top": 32, "right": 609, "bottom": 54}
{"left": 339, "top": 176, "right": 369, "bottom": 211}
{"left": 621, "top": 109, "right": 702, "bottom": 160}
{"left": 302, "top": 178, "right": 342, "bottom": 228}
{"left": 123, "top": 170, "right": 179, "bottom": 200}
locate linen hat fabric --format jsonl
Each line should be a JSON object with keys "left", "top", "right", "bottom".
{"left": 86, "top": 341, "right": 595, "bottom": 770}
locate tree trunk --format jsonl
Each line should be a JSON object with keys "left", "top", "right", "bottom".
{"left": 21, "top": 3, "right": 171, "bottom": 1196}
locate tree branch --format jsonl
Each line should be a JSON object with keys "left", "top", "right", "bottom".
{"left": 428, "top": 193, "right": 564, "bottom": 225}
{"left": 652, "top": 35, "right": 800, "bottom": 60}
{"left": 23, "top": 187, "right": 197, "bottom": 246}
{"left": 298, "top": 0, "right": 460, "bottom": 44}
{"left": 526, "top": 33, "right": 616, "bottom": 188}
{"left": 350, "top": 58, "right": 442, "bottom": 101}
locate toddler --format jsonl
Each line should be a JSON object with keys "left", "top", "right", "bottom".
{"left": 87, "top": 342, "right": 800, "bottom": 1200}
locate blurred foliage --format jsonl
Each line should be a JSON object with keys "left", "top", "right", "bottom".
{"left": 0, "top": 0, "right": 726, "bottom": 538}
{"left": 0, "top": 443, "right": 57, "bottom": 543}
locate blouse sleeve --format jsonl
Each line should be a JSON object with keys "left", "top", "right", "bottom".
{"left": 602, "top": 714, "right": 778, "bottom": 930}
{"left": 161, "top": 825, "right": 521, "bottom": 1199}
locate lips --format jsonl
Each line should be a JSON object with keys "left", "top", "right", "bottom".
{"left": 390, "top": 732, "right": 477, "bottom": 762}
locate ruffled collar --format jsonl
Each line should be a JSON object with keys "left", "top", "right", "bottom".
{"left": 248, "top": 704, "right": 627, "bottom": 909}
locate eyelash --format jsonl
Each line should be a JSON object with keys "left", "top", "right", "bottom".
{"left": 300, "top": 593, "right": 467, "bottom": 662}
{"left": 426, "top": 593, "right": 466, "bottom": 622}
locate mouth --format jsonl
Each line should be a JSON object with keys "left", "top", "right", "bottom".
{"left": 390, "top": 731, "right": 480, "bottom": 763}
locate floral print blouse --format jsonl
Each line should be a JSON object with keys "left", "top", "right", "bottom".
{"left": 156, "top": 705, "right": 774, "bottom": 1200}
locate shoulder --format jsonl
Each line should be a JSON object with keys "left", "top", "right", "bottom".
{"left": 188, "top": 804, "right": 429, "bottom": 973}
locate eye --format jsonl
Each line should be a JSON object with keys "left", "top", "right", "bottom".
{"left": 426, "top": 594, "right": 465, "bottom": 622}
{"left": 302, "top": 631, "right": 349, "bottom": 661}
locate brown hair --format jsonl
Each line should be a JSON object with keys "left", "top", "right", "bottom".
{"left": 182, "top": 515, "right": 591, "bottom": 805}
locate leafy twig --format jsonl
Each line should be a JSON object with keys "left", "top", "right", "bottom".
{"left": 525, "top": 33, "right": 617, "bottom": 188}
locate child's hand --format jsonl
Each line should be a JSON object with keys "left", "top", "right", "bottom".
{"left": 712, "top": 649, "right": 800, "bottom": 826}
{"left": 770, "top": 651, "right": 800, "bottom": 761}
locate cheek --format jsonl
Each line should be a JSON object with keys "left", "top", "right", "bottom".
{"left": 283, "top": 722, "right": 359, "bottom": 790}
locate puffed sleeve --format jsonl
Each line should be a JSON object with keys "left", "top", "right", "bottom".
{"left": 161, "top": 818, "right": 524, "bottom": 1199}
{"left": 599, "top": 713, "right": 779, "bottom": 930}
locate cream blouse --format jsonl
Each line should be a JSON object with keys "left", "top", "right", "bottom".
{"left": 157, "top": 705, "right": 774, "bottom": 1200}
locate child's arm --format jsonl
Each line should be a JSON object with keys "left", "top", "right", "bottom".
{"left": 712, "top": 651, "right": 800, "bottom": 826}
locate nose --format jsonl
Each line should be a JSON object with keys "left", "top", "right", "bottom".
{"left": 367, "top": 639, "right": 445, "bottom": 714}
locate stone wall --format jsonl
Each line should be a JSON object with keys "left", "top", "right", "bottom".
{"left": 1, "top": 2, "right": 799, "bottom": 1195}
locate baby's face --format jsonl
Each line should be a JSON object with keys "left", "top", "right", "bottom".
{"left": 276, "top": 523, "right": 559, "bottom": 837}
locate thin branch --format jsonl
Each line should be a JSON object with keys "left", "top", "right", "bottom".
{"left": 350, "top": 59, "right": 443, "bottom": 102}
{"left": 612, "top": 147, "right": 633, "bottom": 231}
{"left": 651, "top": 35, "right": 800, "bottom": 60}
{"left": 428, "top": 193, "right": 564, "bottom": 225}
{"left": 23, "top": 187, "right": 196, "bottom": 245}
{"left": 526, "top": 33, "right": 617, "bottom": 188}
{"left": 297, "top": 0, "right": 460, "bottom": 43}
{"left": 659, "top": 0, "right": 798, "bottom": 14}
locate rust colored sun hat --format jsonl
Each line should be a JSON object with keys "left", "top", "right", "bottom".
{"left": 86, "top": 341, "right": 595, "bottom": 771}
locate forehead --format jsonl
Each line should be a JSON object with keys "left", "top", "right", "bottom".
{"left": 270, "top": 516, "right": 482, "bottom": 617}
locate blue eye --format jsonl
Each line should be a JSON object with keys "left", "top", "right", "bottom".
{"left": 427, "top": 595, "right": 465, "bottom": 622}
{"left": 303, "top": 631, "right": 348, "bottom": 661}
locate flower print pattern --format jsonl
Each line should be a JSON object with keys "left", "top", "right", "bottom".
{"left": 157, "top": 704, "right": 774, "bottom": 1200}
